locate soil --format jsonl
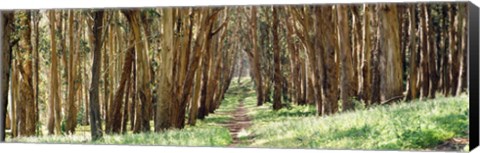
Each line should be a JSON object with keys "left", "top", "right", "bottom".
{"left": 221, "top": 100, "right": 255, "bottom": 147}
{"left": 433, "top": 137, "right": 469, "bottom": 151}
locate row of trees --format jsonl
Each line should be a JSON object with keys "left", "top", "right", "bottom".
{"left": 240, "top": 3, "right": 468, "bottom": 116}
{"left": 0, "top": 2, "right": 469, "bottom": 141}
{"left": 1, "top": 7, "right": 240, "bottom": 141}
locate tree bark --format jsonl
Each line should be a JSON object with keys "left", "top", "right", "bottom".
{"left": 250, "top": 6, "right": 264, "bottom": 106}
{"left": 379, "top": 4, "right": 403, "bottom": 101}
{"left": 406, "top": 5, "right": 418, "bottom": 101}
{"left": 336, "top": 5, "right": 357, "bottom": 111}
{"left": 89, "top": 10, "right": 104, "bottom": 141}
{"left": 272, "top": 6, "right": 282, "bottom": 110}
{"left": 0, "top": 12, "right": 14, "bottom": 142}
{"left": 155, "top": 8, "right": 174, "bottom": 131}
{"left": 108, "top": 43, "right": 134, "bottom": 134}
{"left": 65, "top": 10, "right": 78, "bottom": 134}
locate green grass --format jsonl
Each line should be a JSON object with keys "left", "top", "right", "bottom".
{"left": 241, "top": 91, "right": 468, "bottom": 151}
{"left": 7, "top": 77, "right": 469, "bottom": 151}
{"left": 7, "top": 80, "right": 254, "bottom": 146}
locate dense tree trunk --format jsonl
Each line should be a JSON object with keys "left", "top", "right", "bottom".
{"left": 155, "top": 8, "right": 174, "bottom": 131}
{"left": 320, "top": 6, "right": 339, "bottom": 115}
{"left": 89, "top": 10, "right": 105, "bottom": 141}
{"left": 250, "top": 6, "right": 264, "bottom": 106}
{"left": 48, "top": 10, "right": 62, "bottom": 135}
{"left": 378, "top": 4, "right": 403, "bottom": 101}
{"left": 419, "top": 4, "right": 430, "bottom": 99}
{"left": 108, "top": 42, "right": 134, "bottom": 134}
{"left": 0, "top": 12, "right": 15, "bottom": 142}
{"left": 272, "top": 6, "right": 282, "bottom": 110}
{"left": 336, "top": 5, "right": 357, "bottom": 111}
{"left": 360, "top": 4, "right": 372, "bottom": 105}
{"left": 122, "top": 10, "right": 153, "bottom": 133}
{"left": 65, "top": 10, "right": 78, "bottom": 134}
{"left": 406, "top": 5, "right": 418, "bottom": 101}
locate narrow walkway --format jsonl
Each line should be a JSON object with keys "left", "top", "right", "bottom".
{"left": 222, "top": 100, "right": 254, "bottom": 147}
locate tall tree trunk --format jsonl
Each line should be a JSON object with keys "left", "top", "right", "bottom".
{"left": 0, "top": 12, "right": 15, "bottom": 142}
{"left": 320, "top": 6, "right": 339, "bottom": 115}
{"left": 426, "top": 5, "right": 438, "bottom": 99}
{"left": 419, "top": 3, "right": 430, "bottom": 99}
{"left": 250, "top": 6, "right": 264, "bottom": 106}
{"left": 32, "top": 10, "right": 41, "bottom": 135}
{"left": 65, "top": 10, "right": 78, "bottom": 134}
{"left": 108, "top": 43, "right": 134, "bottom": 134}
{"left": 89, "top": 10, "right": 104, "bottom": 141}
{"left": 379, "top": 4, "right": 403, "bottom": 101}
{"left": 272, "top": 6, "right": 282, "bottom": 110}
{"left": 122, "top": 10, "right": 153, "bottom": 133}
{"left": 336, "top": 5, "right": 357, "bottom": 111}
{"left": 406, "top": 4, "right": 418, "bottom": 101}
{"left": 48, "top": 10, "right": 62, "bottom": 135}
{"left": 155, "top": 8, "right": 174, "bottom": 131}
{"left": 455, "top": 4, "right": 466, "bottom": 96}
{"left": 360, "top": 4, "right": 372, "bottom": 105}
{"left": 17, "top": 11, "right": 35, "bottom": 137}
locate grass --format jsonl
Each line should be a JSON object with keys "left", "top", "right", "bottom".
{"left": 7, "top": 80, "right": 253, "bottom": 147}
{"left": 240, "top": 88, "right": 468, "bottom": 151}
{"left": 7, "top": 77, "right": 469, "bottom": 151}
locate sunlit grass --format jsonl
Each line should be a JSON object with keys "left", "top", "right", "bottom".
{"left": 7, "top": 79, "right": 256, "bottom": 146}
{"left": 7, "top": 77, "right": 469, "bottom": 151}
{"left": 242, "top": 92, "right": 468, "bottom": 151}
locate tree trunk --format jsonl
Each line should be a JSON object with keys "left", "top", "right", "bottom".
{"left": 406, "top": 4, "right": 418, "bottom": 101}
{"left": 108, "top": 43, "right": 134, "bottom": 134}
{"left": 48, "top": 10, "right": 62, "bottom": 135}
{"left": 65, "top": 10, "right": 78, "bottom": 134}
{"left": 419, "top": 4, "right": 430, "bottom": 99}
{"left": 250, "top": 6, "right": 264, "bottom": 106}
{"left": 379, "top": 4, "right": 403, "bottom": 101}
{"left": 89, "top": 10, "right": 104, "bottom": 141}
{"left": 336, "top": 5, "right": 357, "bottom": 111}
{"left": 122, "top": 10, "right": 153, "bottom": 133}
{"left": 272, "top": 6, "right": 282, "bottom": 110}
{"left": 155, "top": 8, "right": 174, "bottom": 131}
{"left": 0, "top": 12, "right": 14, "bottom": 142}
{"left": 320, "top": 6, "right": 339, "bottom": 115}
{"left": 360, "top": 4, "right": 372, "bottom": 105}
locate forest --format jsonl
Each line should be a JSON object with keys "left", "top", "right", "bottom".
{"left": 0, "top": 2, "right": 470, "bottom": 151}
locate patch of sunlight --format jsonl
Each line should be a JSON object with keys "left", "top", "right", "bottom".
{"left": 237, "top": 129, "right": 250, "bottom": 138}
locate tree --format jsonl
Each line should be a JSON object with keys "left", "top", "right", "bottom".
{"left": 0, "top": 12, "right": 15, "bottom": 142}
{"left": 360, "top": 4, "right": 372, "bottom": 105}
{"left": 108, "top": 36, "right": 135, "bottom": 134}
{"left": 122, "top": 9, "right": 153, "bottom": 133}
{"left": 378, "top": 4, "right": 403, "bottom": 102}
{"left": 405, "top": 4, "right": 418, "bottom": 101}
{"left": 336, "top": 5, "right": 357, "bottom": 111}
{"left": 65, "top": 10, "right": 78, "bottom": 134}
{"left": 89, "top": 10, "right": 105, "bottom": 141}
{"left": 319, "top": 6, "right": 339, "bottom": 115}
{"left": 47, "top": 10, "right": 62, "bottom": 135}
{"left": 272, "top": 6, "right": 282, "bottom": 110}
{"left": 17, "top": 10, "right": 35, "bottom": 136}
{"left": 155, "top": 8, "right": 174, "bottom": 131}
{"left": 249, "top": 6, "right": 265, "bottom": 106}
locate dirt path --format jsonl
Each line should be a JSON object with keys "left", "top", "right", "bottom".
{"left": 222, "top": 100, "right": 254, "bottom": 147}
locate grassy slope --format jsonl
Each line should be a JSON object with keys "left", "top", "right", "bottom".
{"left": 9, "top": 78, "right": 469, "bottom": 151}
{"left": 238, "top": 82, "right": 468, "bottom": 150}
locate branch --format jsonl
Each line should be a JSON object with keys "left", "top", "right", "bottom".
{"left": 211, "top": 18, "right": 228, "bottom": 36}
{"left": 380, "top": 95, "right": 405, "bottom": 105}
